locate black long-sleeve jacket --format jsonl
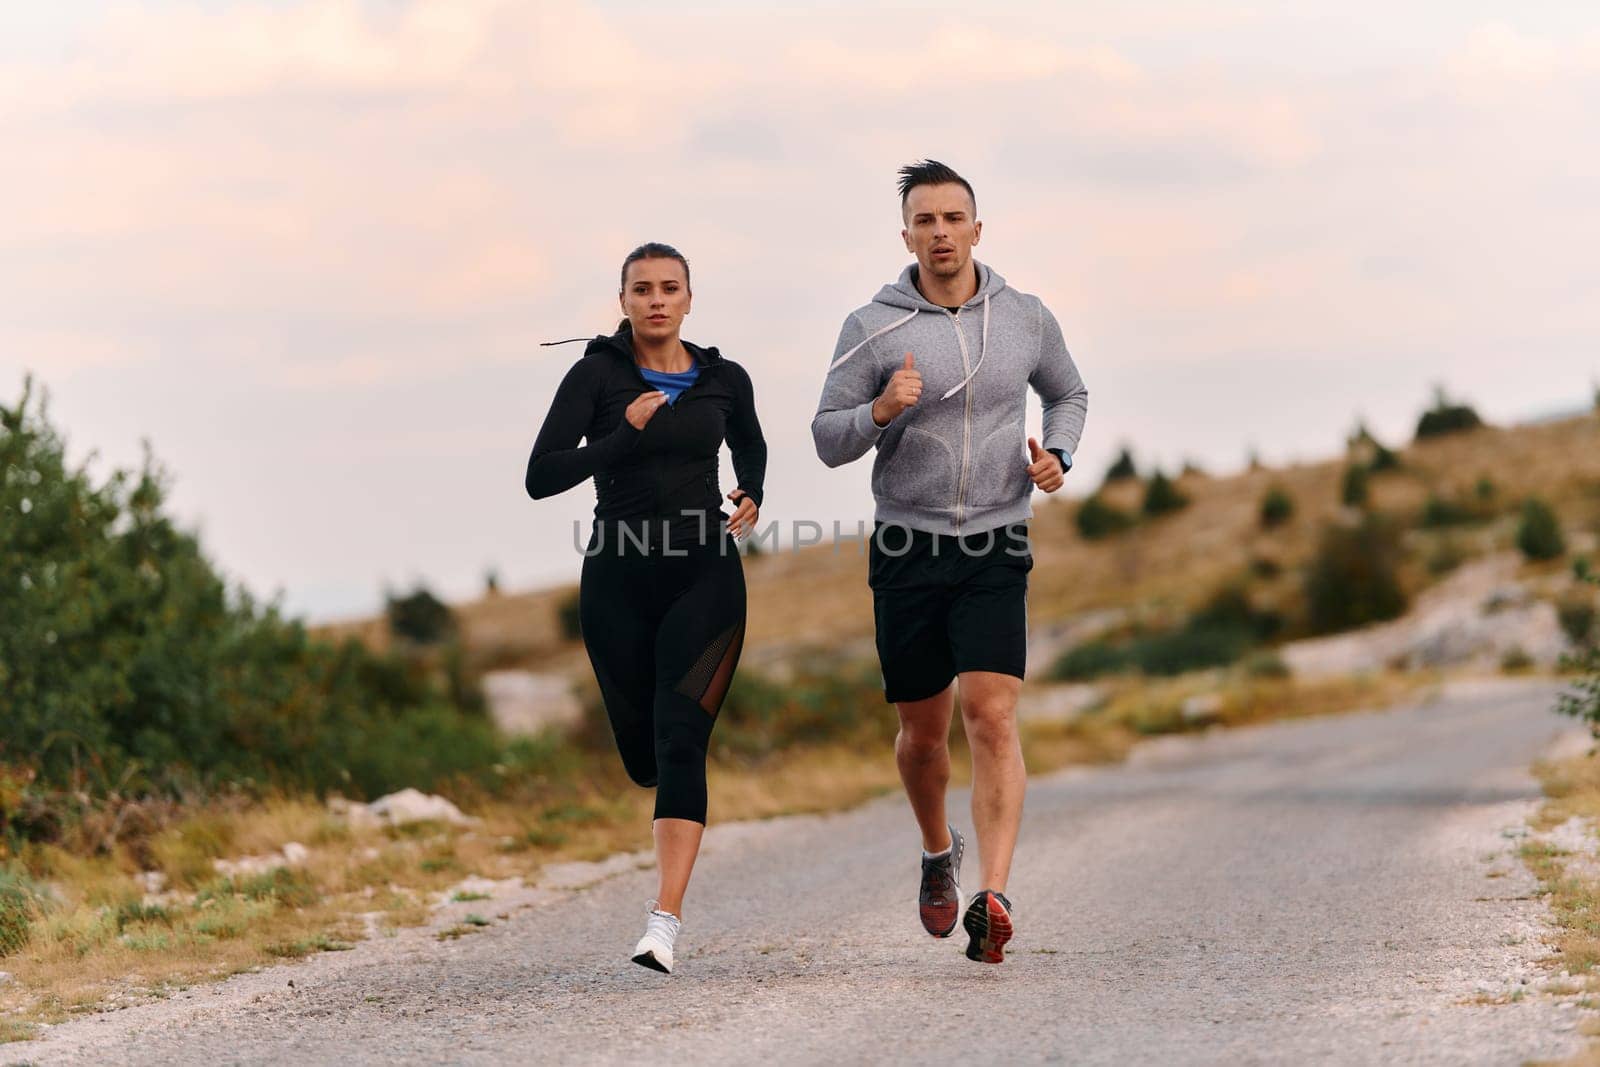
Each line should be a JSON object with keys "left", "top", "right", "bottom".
{"left": 525, "top": 325, "right": 767, "bottom": 538}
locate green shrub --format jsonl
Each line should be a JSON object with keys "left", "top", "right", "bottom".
{"left": 1075, "top": 495, "right": 1135, "bottom": 540}
{"left": 1243, "top": 651, "right": 1291, "bottom": 679}
{"left": 1415, "top": 387, "right": 1484, "bottom": 440}
{"left": 1259, "top": 486, "right": 1294, "bottom": 528}
{"left": 385, "top": 586, "right": 454, "bottom": 645}
{"left": 1421, "top": 494, "right": 1479, "bottom": 528}
{"left": 1558, "top": 575, "right": 1600, "bottom": 730}
{"left": 1102, "top": 447, "right": 1138, "bottom": 484}
{"left": 1129, "top": 625, "right": 1252, "bottom": 676}
{"left": 715, "top": 664, "right": 891, "bottom": 761}
{"left": 1142, "top": 471, "right": 1188, "bottom": 517}
{"left": 1304, "top": 517, "right": 1409, "bottom": 634}
{"left": 1049, "top": 640, "right": 1131, "bottom": 682}
{"left": 1501, "top": 646, "right": 1535, "bottom": 674}
{"left": 1426, "top": 537, "right": 1467, "bottom": 576}
{"left": 1559, "top": 597, "right": 1596, "bottom": 646}
{"left": 1340, "top": 464, "right": 1369, "bottom": 507}
{"left": 1475, "top": 475, "right": 1497, "bottom": 503}
{"left": 1516, "top": 498, "right": 1566, "bottom": 561}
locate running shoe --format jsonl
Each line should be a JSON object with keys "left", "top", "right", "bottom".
{"left": 918, "top": 825, "right": 964, "bottom": 937}
{"left": 631, "top": 900, "right": 681, "bottom": 974}
{"left": 962, "top": 889, "right": 1014, "bottom": 964}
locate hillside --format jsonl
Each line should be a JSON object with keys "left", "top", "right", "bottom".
{"left": 320, "top": 412, "right": 1600, "bottom": 680}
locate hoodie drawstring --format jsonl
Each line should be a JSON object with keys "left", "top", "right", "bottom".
{"left": 938, "top": 292, "right": 989, "bottom": 402}
{"left": 826, "top": 294, "right": 990, "bottom": 401}
{"left": 539, "top": 337, "right": 591, "bottom": 348}
{"left": 827, "top": 308, "right": 920, "bottom": 372}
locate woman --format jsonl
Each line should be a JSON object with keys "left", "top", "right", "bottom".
{"left": 524, "top": 242, "right": 766, "bottom": 974}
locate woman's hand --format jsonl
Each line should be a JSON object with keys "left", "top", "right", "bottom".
{"left": 626, "top": 391, "right": 668, "bottom": 430}
{"left": 726, "top": 489, "right": 759, "bottom": 539}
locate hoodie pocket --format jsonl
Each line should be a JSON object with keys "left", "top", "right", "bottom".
{"left": 969, "top": 429, "right": 1030, "bottom": 507}
{"left": 875, "top": 426, "right": 958, "bottom": 508}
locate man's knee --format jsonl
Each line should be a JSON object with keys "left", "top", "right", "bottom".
{"left": 960, "top": 690, "right": 1019, "bottom": 749}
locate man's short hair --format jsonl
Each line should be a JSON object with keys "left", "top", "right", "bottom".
{"left": 896, "top": 160, "right": 976, "bottom": 216}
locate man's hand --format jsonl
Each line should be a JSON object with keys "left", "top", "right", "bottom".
{"left": 871, "top": 352, "right": 922, "bottom": 427}
{"left": 1027, "top": 437, "right": 1065, "bottom": 493}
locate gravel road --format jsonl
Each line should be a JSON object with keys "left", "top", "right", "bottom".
{"left": 5, "top": 676, "right": 1591, "bottom": 1066}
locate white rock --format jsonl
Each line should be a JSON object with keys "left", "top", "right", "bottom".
{"left": 365, "top": 788, "right": 477, "bottom": 827}
{"left": 281, "top": 842, "right": 310, "bottom": 866}
{"left": 136, "top": 870, "right": 167, "bottom": 895}
{"left": 481, "top": 670, "right": 584, "bottom": 736}
{"left": 1181, "top": 693, "right": 1224, "bottom": 725}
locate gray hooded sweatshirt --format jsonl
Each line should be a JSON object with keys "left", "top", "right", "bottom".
{"left": 811, "top": 261, "right": 1088, "bottom": 536}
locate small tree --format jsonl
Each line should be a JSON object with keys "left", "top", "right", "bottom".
{"left": 1415, "top": 385, "right": 1484, "bottom": 440}
{"left": 1340, "top": 464, "right": 1369, "bottom": 508}
{"left": 1516, "top": 498, "right": 1566, "bottom": 561}
{"left": 1259, "top": 485, "right": 1294, "bottom": 528}
{"left": 1102, "top": 447, "right": 1138, "bottom": 484}
{"left": 1142, "top": 471, "right": 1188, "bottom": 517}
{"left": 1076, "top": 494, "right": 1135, "bottom": 540}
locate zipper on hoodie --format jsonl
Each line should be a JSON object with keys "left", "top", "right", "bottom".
{"left": 945, "top": 308, "right": 974, "bottom": 534}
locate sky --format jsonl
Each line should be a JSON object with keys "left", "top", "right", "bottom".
{"left": 3, "top": 1, "right": 1598, "bottom": 621}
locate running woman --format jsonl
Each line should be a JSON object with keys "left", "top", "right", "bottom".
{"left": 811, "top": 161, "right": 1088, "bottom": 963}
{"left": 525, "top": 242, "right": 766, "bottom": 974}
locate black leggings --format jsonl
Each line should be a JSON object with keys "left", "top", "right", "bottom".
{"left": 578, "top": 526, "right": 746, "bottom": 824}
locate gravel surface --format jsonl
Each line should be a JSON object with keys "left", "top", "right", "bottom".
{"left": 4, "top": 676, "right": 1591, "bottom": 1066}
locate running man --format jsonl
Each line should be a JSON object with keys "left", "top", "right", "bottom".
{"left": 811, "top": 160, "right": 1088, "bottom": 963}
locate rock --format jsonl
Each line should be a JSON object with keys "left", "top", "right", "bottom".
{"left": 1181, "top": 693, "right": 1224, "bottom": 726}
{"left": 281, "top": 842, "right": 310, "bottom": 866}
{"left": 136, "top": 870, "right": 168, "bottom": 895}
{"left": 0, "top": 971, "right": 12, "bottom": 986}
{"left": 365, "top": 788, "right": 477, "bottom": 828}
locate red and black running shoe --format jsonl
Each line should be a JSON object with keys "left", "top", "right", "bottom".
{"left": 963, "top": 889, "right": 1014, "bottom": 964}
{"left": 918, "top": 825, "right": 964, "bottom": 938}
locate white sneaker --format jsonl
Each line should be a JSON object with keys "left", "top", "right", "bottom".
{"left": 631, "top": 900, "right": 681, "bottom": 973}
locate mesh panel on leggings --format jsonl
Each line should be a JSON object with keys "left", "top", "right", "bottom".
{"left": 673, "top": 621, "right": 744, "bottom": 716}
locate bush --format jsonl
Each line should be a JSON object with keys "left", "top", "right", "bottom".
{"left": 1415, "top": 387, "right": 1484, "bottom": 440}
{"left": 1501, "top": 646, "right": 1535, "bottom": 673}
{"left": 1475, "top": 475, "right": 1497, "bottom": 503}
{"left": 1243, "top": 651, "right": 1292, "bottom": 679}
{"left": 1559, "top": 597, "right": 1596, "bottom": 646}
{"left": 1558, "top": 575, "right": 1600, "bottom": 731}
{"left": 1259, "top": 486, "right": 1294, "bottom": 528}
{"left": 0, "top": 377, "right": 514, "bottom": 806}
{"left": 385, "top": 586, "right": 454, "bottom": 645}
{"left": 1075, "top": 495, "right": 1135, "bottom": 540}
{"left": 715, "top": 664, "right": 891, "bottom": 761}
{"left": 1516, "top": 498, "right": 1566, "bottom": 561}
{"left": 1103, "top": 447, "right": 1138, "bottom": 484}
{"left": 1304, "top": 516, "right": 1409, "bottom": 635}
{"left": 555, "top": 588, "right": 583, "bottom": 641}
{"left": 1421, "top": 494, "right": 1480, "bottom": 528}
{"left": 1340, "top": 464, "right": 1369, "bottom": 507}
{"left": 1130, "top": 626, "right": 1252, "bottom": 676}
{"left": 1049, "top": 640, "right": 1131, "bottom": 682}
{"left": 1142, "top": 471, "right": 1188, "bottom": 517}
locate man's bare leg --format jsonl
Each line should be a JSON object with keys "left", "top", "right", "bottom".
{"left": 956, "top": 670, "right": 1025, "bottom": 893}
{"left": 895, "top": 681, "right": 956, "bottom": 852}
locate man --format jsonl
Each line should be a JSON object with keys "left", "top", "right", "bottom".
{"left": 811, "top": 160, "right": 1088, "bottom": 964}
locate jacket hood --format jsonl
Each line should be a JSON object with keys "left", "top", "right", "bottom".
{"left": 872, "top": 261, "right": 1007, "bottom": 312}
{"left": 580, "top": 320, "right": 724, "bottom": 366}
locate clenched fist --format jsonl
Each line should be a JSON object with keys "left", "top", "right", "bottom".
{"left": 626, "top": 390, "right": 669, "bottom": 430}
{"left": 1027, "top": 437, "right": 1065, "bottom": 493}
{"left": 871, "top": 352, "right": 923, "bottom": 427}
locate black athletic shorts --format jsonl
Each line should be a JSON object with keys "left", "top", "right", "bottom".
{"left": 867, "top": 521, "right": 1033, "bottom": 704}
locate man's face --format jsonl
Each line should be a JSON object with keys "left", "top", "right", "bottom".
{"left": 901, "top": 183, "right": 981, "bottom": 281}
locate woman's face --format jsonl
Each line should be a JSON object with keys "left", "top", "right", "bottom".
{"left": 620, "top": 257, "right": 692, "bottom": 343}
